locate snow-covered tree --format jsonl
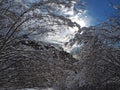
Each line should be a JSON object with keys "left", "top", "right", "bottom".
{"left": 0, "top": 0, "right": 85, "bottom": 88}
{"left": 0, "top": 0, "right": 85, "bottom": 51}
{"left": 65, "top": 12, "right": 120, "bottom": 87}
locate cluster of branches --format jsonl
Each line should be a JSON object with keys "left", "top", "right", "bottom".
{"left": 0, "top": 0, "right": 83, "bottom": 87}
{"left": 0, "top": 0, "right": 82, "bottom": 51}
{"left": 65, "top": 13, "right": 120, "bottom": 86}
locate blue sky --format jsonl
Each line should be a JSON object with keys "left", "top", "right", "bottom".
{"left": 85, "top": 0, "right": 120, "bottom": 25}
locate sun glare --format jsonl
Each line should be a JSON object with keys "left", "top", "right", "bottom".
{"left": 70, "top": 15, "right": 87, "bottom": 27}
{"left": 79, "top": 19, "right": 86, "bottom": 27}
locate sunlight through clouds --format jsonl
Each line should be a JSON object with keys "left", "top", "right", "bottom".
{"left": 62, "top": 4, "right": 90, "bottom": 27}
{"left": 70, "top": 15, "right": 87, "bottom": 27}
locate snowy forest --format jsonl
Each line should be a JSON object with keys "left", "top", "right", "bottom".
{"left": 0, "top": 0, "right": 120, "bottom": 90}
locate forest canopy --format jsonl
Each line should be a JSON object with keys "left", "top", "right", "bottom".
{"left": 0, "top": 0, "right": 120, "bottom": 90}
